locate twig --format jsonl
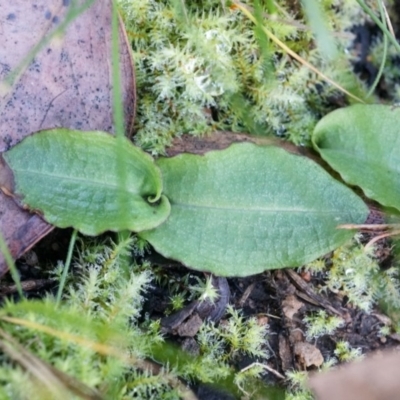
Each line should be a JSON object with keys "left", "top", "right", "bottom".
{"left": 365, "top": 230, "right": 400, "bottom": 249}
{"left": 240, "top": 361, "right": 286, "bottom": 380}
{"left": 337, "top": 223, "right": 393, "bottom": 231}
{"left": 238, "top": 282, "right": 255, "bottom": 307}
{"left": 285, "top": 270, "right": 342, "bottom": 316}
{"left": 0, "top": 278, "right": 55, "bottom": 296}
{"left": 381, "top": 0, "right": 395, "bottom": 37}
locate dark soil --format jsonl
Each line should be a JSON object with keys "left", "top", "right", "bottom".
{"left": 1, "top": 198, "right": 399, "bottom": 400}
{"left": 0, "top": 201, "right": 397, "bottom": 400}
{"left": 141, "top": 251, "right": 400, "bottom": 400}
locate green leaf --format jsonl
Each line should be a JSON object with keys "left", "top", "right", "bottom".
{"left": 312, "top": 104, "right": 400, "bottom": 211}
{"left": 2, "top": 129, "right": 170, "bottom": 235}
{"left": 141, "top": 143, "right": 368, "bottom": 277}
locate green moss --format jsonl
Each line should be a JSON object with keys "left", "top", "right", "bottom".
{"left": 118, "top": 0, "right": 366, "bottom": 153}
{"left": 0, "top": 236, "right": 276, "bottom": 398}
{"left": 0, "top": 237, "right": 176, "bottom": 400}
{"left": 326, "top": 238, "right": 400, "bottom": 313}
{"left": 303, "top": 310, "right": 344, "bottom": 340}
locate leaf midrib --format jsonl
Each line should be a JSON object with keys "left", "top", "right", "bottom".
{"left": 13, "top": 168, "right": 140, "bottom": 194}
{"left": 172, "top": 201, "right": 359, "bottom": 214}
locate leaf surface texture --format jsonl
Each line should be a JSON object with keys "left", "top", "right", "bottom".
{"left": 4, "top": 129, "right": 170, "bottom": 235}
{"left": 313, "top": 104, "right": 400, "bottom": 210}
{"left": 141, "top": 143, "right": 368, "bottom": 276}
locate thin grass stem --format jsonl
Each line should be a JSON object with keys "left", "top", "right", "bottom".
{"left": 367, "top": 0, "right": 388, "bottom": 97}
{"left": 234, "top": 1, "right": 365, "bottom": 103}
{"left": 355, "top": 0, "right": 400, "bottom": 54}
{"left": 56, "top": 229, "right": 78, "bottom": 306}
{"left": 0, "top": 232, "right": 23, "bottom": 298}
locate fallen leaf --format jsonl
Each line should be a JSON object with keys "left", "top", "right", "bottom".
{"left": 294, "top": 342, "right": 324, "bottom": 368}
{"left": 282, "top": 295, "right": 304, "bottom": 320}
{"left": 279, "top": 334, "right": 293, "bottom": 372}
{"left": 0, "top": 0, "right": 135, "bottom": 277}
{"left": 177, "top": 314, "right": 203, "bottom": 337}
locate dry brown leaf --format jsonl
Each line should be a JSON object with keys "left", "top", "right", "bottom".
{"left": 177, "top": 314, "right": 203, "bottom": 338}
{"left": 166, "top": 132, "right": 307, "bottom": 157}
{"left": 279, "top": 334, "right": 293, "bottom": 372}
{"left": 0, "top": 0, "right": 135, "bottom": 277}
{"left": 282, "top": 295, "right": 304, "bottom": 320}
{"left": 294, "top": 342, "right": 324, "bottom": 368}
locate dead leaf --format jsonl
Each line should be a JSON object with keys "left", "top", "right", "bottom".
{"left": 0, "top": 0, "right": 135, "bottom": 277}
{"left": 177, "top": 314, "right": 203, "bottom": 337}
{"left": 294, "top": 342, "right": 324, "bottom": 368}
{"left": 308, "top": 350, "right": 400, "bottom": 400}
{"left": 165, "top": 132, "right": 305, "bottom": 157}
{"left": 279, "top": 334, "right": 293, "bottom": 372}
{"left": 282, "top": 295, "right": 304, "bottom": 320}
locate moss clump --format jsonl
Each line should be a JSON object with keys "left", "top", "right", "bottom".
{"left": 0, "top": 236, "right": 278, "bottom": 399}
{"left": 118, "top": 0, "right": 367, "bottom": 154}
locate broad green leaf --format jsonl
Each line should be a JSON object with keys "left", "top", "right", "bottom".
{"left": 141, "top": 143, "right": 368, "bottom": 277}
{"left": 312, "top": 104, "right": 400, "bottom": 211}
{"left": 2, "top": 129, "right": 170, "bottom": 235}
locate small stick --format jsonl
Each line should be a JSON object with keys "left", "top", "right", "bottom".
{"left": 238, "top": 282, "right": 255, "bottom": 307}
{"left": 286, "top": 270, "right": 342, "bottom": 316}
{"left": 337, "top": 223, "right": 393, "bottom": 231}
{"left": 365, "top": 230, "right": 400, "bottom": 249}
{"left": 240, "top": 361, "right": 286, "bottom": 380}
{"left": 0, "top": 278, "right": 55, "bottom": 296}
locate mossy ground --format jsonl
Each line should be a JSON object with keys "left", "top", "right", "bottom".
{"left": 2, "top": 1, "right": 400, "bottom": 399}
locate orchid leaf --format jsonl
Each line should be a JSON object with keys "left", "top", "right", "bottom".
{"left": 141, "top": 143, "right": 368, "bottom": 277}
{"left": 313, "top": 104, "right": 400, "bottom": 211}
{"left": 2, "top": 129, "right": 170, "bottom": 235}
